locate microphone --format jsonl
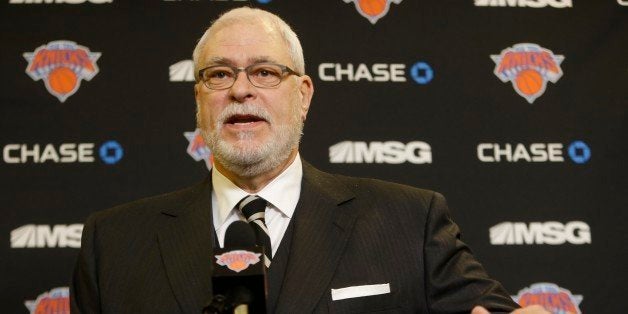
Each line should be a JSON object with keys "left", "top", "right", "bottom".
{"left": 204, "top": 221, "right": 268, "bottom": 314}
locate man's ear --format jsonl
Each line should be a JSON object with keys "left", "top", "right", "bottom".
{"left": 194, "top": 83, "right": 202, "bottom": 128}
{"left": 298, "top": 75, "right": 314, "bottom": 121}
{"left": 194, "top": 82, "right": 200, "bottom": 98}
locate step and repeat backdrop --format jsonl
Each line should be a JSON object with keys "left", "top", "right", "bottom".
{"left": 1, "top": 0, "right": 627, "bottom": 313}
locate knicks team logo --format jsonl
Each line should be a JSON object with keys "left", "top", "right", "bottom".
{"left": 490, "top": 43, "right": 564, "bottom": 104}
{"left": 343, "top": 0, "right": 402, "bottom": 24}
{"left": 512, "top": 283, "right": 582, "bottom": 314}
{"left": 216, "top": 250, "right": 261, "bottom": 272}
{"left": 184, "top": 128, "right": 212, "bottom": 170}
{"left": 23, "top": 40, "right": 101, "bottom": 103}
{"left": 24, "top": 287, "right": 70, "bottom": 314}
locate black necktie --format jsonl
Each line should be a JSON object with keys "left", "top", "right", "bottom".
{"left": 238, "top": 195, "right": 272, "bottom": 268}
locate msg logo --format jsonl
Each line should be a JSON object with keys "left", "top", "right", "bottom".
{"left": 490, "top": 221, "right": 590, "bottom": 245}
{"left": 11, "top": 224, "right": 83, "bottom": 248}
{"left": 330, "top": 141, "right": 432, "bottom": 164}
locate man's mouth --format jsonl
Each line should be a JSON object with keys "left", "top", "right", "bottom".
{"left": 225, "top": 114, "right": 267, "bottom": 125}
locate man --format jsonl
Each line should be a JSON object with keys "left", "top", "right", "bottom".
{"left": 71, "top": 7, "right": 549, "bottom": 314}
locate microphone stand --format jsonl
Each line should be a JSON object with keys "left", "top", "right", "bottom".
{"left": 203, "top": 290, "right": 252, "bottom": 314}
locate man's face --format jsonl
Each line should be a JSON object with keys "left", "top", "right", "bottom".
{"left": 194, "top": 21, "right": 313, "bottom": 177}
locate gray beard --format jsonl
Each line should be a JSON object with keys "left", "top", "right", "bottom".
{"left": 200, "top": 102, "right": 303, "bottom": 178}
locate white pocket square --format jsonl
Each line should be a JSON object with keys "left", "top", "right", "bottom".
{"left": 331, "top": 283, "right": 391, "bottom": 301}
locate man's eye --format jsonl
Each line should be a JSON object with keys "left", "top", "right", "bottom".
{"left": 252, "top": 67, "right": 280, "bottom": 77}
{"left": 203, "top": 67, "right": 233, "bottom": 81}
{"left": 206, "top": 69, "right": 233, "bottom": 79}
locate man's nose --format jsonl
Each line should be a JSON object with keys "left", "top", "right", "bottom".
{"left": 229, "top": 70, "right": 256, "bottom": 101}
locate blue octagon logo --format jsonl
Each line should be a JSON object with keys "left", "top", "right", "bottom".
{"left": 568, "top": 141, "right": 591, "bottom": 164}
{"left": 410, "top": 62, "right": 434, "bottom": 85}
{"left": 99, "top": 140, "right": 124, "bottom": 165}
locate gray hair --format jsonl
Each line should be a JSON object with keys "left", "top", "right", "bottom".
{"left": 192, "top": 7, "right": 305, "bottom": 82}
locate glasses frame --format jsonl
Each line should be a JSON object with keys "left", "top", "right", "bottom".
{"left": 198, "top": 63, "right": 302, "bottom": 90}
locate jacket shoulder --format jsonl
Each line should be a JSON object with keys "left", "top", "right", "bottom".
{"left": 342, "top": 174, "right": 438, "bottom": 207}
{"left": 304, "top": 162, "right": 440, "bottom": 210}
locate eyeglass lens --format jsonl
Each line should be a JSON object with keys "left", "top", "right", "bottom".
{"left": 202, "top": 64, "right": 284, "bottom": 89}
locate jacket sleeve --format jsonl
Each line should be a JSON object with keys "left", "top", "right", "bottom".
{"left": 70, "top": 213, "right": 101, "bottom": 313}
{"left": 423, "top": 192, "right": 520, "bottom": 314}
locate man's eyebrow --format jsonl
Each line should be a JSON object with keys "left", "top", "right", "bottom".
{"left": 204, "top": 56, "right": 280, "bottom": 67}
{"left": 249, "top": 56, "right": 278, "bottom": 64}
{"left": 205, "top": 57, "right": 233, "bottom": 66}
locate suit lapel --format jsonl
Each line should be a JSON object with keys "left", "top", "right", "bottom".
{"left": 275, "top": 162, "right": 357, "bottom": 313}
{"left": 157, "top": 177, "right": 215, "bottom": 314}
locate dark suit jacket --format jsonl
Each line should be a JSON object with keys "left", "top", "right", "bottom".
{"left": 71, "top": 161, "right": 519, "bottom": 313}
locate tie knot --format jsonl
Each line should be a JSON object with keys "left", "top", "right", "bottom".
{"left": 237, "top": 195, "right": 272, "bottom": 268}
{"left": 238, "top": 195, "right": 267, "bottom": 221}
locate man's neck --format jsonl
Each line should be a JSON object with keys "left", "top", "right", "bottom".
{"left": 214, "top": 149, "right": 299, "bottom": 193}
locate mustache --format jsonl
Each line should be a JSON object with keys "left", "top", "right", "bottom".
{"left": 216, "top": 102, "right": 273, "bottom": 125}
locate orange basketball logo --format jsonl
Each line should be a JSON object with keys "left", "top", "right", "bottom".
{"left": 491, "top": 43, "right": 564, "bottom": 104}
{"left": 48, "top": 67, "right": 78, "bottom": 95}
{"left": 358, "top": 0, "right": 386, "bottom": 16}
{"left": 24, "top": 40, "right": 101, "bottom": 103}
{"left": 343, "top": 0, "right": 403, "bottom": 24}
{"left": 515, "top": 69, "right": 544, "bottom": 97}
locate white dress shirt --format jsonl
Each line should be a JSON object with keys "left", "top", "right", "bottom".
{"left": 211, "top": 154, "right": 302, "bottom": 257}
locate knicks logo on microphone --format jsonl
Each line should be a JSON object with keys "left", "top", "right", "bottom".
{"left": 23, "top": 40, "right": 101, "bottom": 103}
{"left": 215, "top": 250, "right": 261, "bottom": 273}
{"left": 25, "top": 287, "right": 70, "bottom": 314}
{"left": 512, "top": 282, "right": 582, "bottom": 314}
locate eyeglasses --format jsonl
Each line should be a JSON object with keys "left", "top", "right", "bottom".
{"left": 198, "top": 63, "right": 302, "bottom": 90}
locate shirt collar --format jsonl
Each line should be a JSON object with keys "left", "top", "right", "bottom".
{"left": 212, "top": 154, "right": 303, "bottom": 227}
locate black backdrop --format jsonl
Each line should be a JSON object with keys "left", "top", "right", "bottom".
{"left": 1, "top": 0, "right": 627, "bottom": 313}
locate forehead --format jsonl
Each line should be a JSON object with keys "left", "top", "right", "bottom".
{"left": 200, "top": 21, "right": 292, "bottom": 66}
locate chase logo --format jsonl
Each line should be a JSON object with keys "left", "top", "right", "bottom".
{"left": 512, "top": 283, "right": 582, "bottom": 314}
{"left": 477, "top": 141, "right": 591, "bottom": 164}
{"left": 318, "top": 62, "right": 433, "bottom": 84}
{"left": 25, "top": 287, "right": 70, "bottom": 314}
{"left": 184, "top": 129, "right": 212, "bottom": 170}
{"left": 491, "top": 43, "right": 564, "bottom": 104}
{"left": 24, "top": 40, "right": 100, "bottom": 103}
{"left": 330, "top": 141, "right": 432, "bottom": 164}
{"left": 2, "top": 141, "right": 124, "bottom": 164}
{"left": 343, "top": 0, "right": 403, "bottom": 24}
